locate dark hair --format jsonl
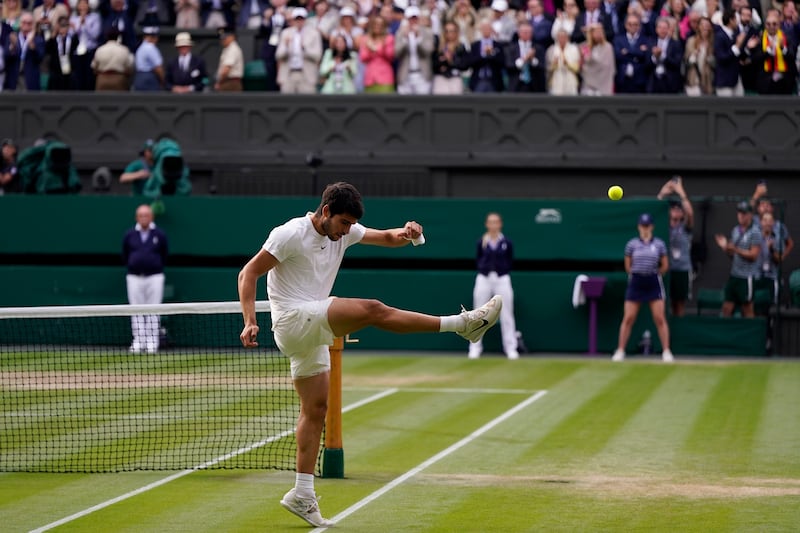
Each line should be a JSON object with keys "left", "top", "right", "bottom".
{"left": 316, "top": 181, "right": 364, "bottom": 219}
{"left": 721, "top": 8, "right": 736, "bottom": 26}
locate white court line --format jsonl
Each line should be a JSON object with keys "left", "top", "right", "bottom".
{"left": 311, "top": 389, "right": 549, "bottom": 532}
{"left": 346, "top": 386, "right": 538, "bottom": 395}
{"left": 28, "top": 388, "right": 399, "bottom": 533}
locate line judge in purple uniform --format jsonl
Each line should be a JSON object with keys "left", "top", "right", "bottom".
{"left": 612, "top": 213, "right": 674, "bottom": 362}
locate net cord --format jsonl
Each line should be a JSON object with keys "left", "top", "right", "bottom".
{"left": 0, "top": 301, "right": 271, "bottom": 319}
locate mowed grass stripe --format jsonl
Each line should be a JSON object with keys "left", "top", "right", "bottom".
{"left": 681, "top": 364, "right": 770, "bottom": 476}
{"left": 590, "top": 365, "right": 723, "bottom": 476}
{"left": 751, "top": 363, "right": 800, "bottom": 477}
{"left": 526, "top": 364, "right": 671, "bottom": 472}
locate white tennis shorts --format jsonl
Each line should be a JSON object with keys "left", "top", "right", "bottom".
{"left": 271, "top": 297, "right": 335, "bottom": 379}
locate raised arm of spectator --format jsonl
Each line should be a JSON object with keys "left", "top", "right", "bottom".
{"left": 672, "top": 176, "right": 694, "bottom": 229}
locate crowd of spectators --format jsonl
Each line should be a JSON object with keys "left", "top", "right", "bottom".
{"left": 1, "top": 0, "right": 799, "bottom": 94}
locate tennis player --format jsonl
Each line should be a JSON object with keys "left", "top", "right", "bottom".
{"left": 238, "top": 181, "right": 501, "bottom": 527}
{"left": 612, "top": 213, "right": 674, "bottom": 363}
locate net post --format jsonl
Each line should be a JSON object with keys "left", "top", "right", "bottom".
{"left": 322, "top": 336, "right": 344, "bottom": 478}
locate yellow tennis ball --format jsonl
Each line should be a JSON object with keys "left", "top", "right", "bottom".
{"left": 608, "top": 185, "right": 624, "bottom": 201}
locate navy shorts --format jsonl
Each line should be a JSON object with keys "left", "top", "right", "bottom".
{"left": 625, "top": 273, "right": 665, "bottom": 302}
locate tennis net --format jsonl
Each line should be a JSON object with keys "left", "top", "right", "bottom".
{"left": 0, "top": 301, "right": 316, "bottom": 473}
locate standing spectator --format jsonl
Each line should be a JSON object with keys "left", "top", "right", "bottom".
{"left": 657, "top": 176, "right": 694, "bottom": 317}
{"left": 214, "top": 25, "right": 244, "bottom": 91}
{"left": 123, "top": 203, "right": 168, "bottom": 355}
{"left": 238, "top": 0, "right": 269, "bottom": 29}
{"left": 276, "top": 7, "right": 322, "bottom": 94}
{"left": 92, "top": 28, "right": 134, "bottom": 90}
{"left": 201, "top": 0, "right": 236, "bottom": 29}
{"left": 613, "top": 14, "right": 651, "bottom": 93}
{"left": 45, "top": 17, "right": 79, "bottom": 91}
{"left": 447, "top": 0, "right": 479, "bottom": 47}
{"left": 505, "top": 20, "right": 546, "bottom": 92}
{"left": 756, "top": 212, "right": 786, "bottom": 308}
{"left": 69, "top": 0, "right": 103, "bottom": 91}
{"left": 174, "top": 0, "right": 201, "bottom": 28}
{"left": 781, "top": 0, "right": 799, "bottom": 48}
{"left": 551, "top": 0, "right": 579, "bottom": 43}
{"left": 120, "top": 139, "right": 155, "bottom": 195}
{"left": 684, "top": 15, "right": 716, "bottom": 95}
{"left": 647, "top": 17, "right": 684, "bottom": 93}
{"left": 468, "top": 18, "right": 505, "bottom": 92}
{"left": 580, "top": 21, "right": 615, "bottom": 94}
{"left": 319, "top": 32, "right": 358, "bottom": 94}
{"left": 468, "top": 212, "right": 520, "bottom": 360}
{"left": 752, "top": 193, "right": 794, "bottom": 263}
{"left": 0, "top": 138, "right": 19, "bottom": 195}
{"left": 489, "top": 0, "right": 517, "bottom": 44}
{"left": 714, "top": 8, "right": 747, "bottom": 96}
{"left": 612, "top": 213, "right": 674, "bottom": 363}
{"left": 359, "top": 14, "right": 395, "bottom": 93}
{"left": 132, "top": 25, "right": 164, "bottom": 91}
{"left": 395, "top": 6, "right": 434, "bottom": 94}
{"left": 546, "top": 27, "right": 580, "bottom": 93}
{"left": 164, "top": 32, "right": 208, "bottom": 93}
{"left": 747, "top": 8, "right": 797, "bottom": 94}
{"left": 2, "top": 0, "right": 24, "bottom": 31}
{"left": 134, "top": 1, "right": 175, "bottom": 28}
{"left": 102, "top": 0, "right": 137, "bottom": 52}
{"left": 334, "top": 6, "right": 363, "bottom": 50}
{"left": 602, "top": 0, "right": 624, "bottom": 38}
{"left": 525, "top": 0, "right": 554, "bottom": 49}
{"left": 660, "top": 0, "right": 691, "bottom": 41}
{"left": 714, "top": 201, "right": 763, "bottom": 318}
{"left": 6, "top": 13, "right": 46, "bottom": 91}
{"left": 259, "top": 0, "right": 291, "bottom": 92}
{"left": 572, "top": 0, "right": 614, "bottom": 43}
{"left": 432, "top": 20, "right": 468, "bottom": 94}
{"left": 33, "top": 0, "right": 69, "bottom": 40}
{"left": 308, "top": 0, "right": 339, "bottom": 48}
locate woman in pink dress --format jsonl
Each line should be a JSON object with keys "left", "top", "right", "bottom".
{"left": 359, "top": 15, "right": 395, "bottom": 93}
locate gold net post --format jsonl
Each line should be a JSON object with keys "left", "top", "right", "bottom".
{"left": 322, "top": 336, "right": 344, "bottom": 478}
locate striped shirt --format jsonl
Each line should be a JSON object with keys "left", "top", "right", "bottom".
{"left": 625, "top": 237, "right": 667, "bottom": 275}
{"left": 730, "top": 223, "right": 763, "bottom": 278}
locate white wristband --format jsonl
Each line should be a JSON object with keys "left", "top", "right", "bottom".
{"left": 407, "top": 234, "right": 426, "bottom": 246}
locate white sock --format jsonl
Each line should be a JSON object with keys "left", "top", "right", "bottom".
{"left": 295, "top": 472, "right": 315, "bottom": 498}
{"left": 439, "top": 314, "right": 466, "bottom": 332}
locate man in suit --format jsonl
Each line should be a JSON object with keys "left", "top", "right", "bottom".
{"left": 468, "top": 18, "right": 505, "bottom": 93}
{"left": 572, "top": 0, "right": 614, "bottom": 43}
{"left": 602, "top": 0, "right": 625, "bottom": 38}
{"left": 395, "top": 6, "right": 435, "bottom": 94}
{"left": 747, "top": 8, "right": 797, "bottom": 95}
{"left": 647, "top": 17, "right": 683, "bottom": 93}
{"left": 504, "top": 21, "right": 546, "bottom": 92}
{"left": 46, "top": 17, "right": 79, "bottom": 90}
{"left": 165, "top": 32, "right": 208, "bottom": 93}
{"left": 525, "top": 0, "right": 553, "bottom": 49}
{"left": 4, "top": 13, "right": 45, "bottom": 91}
{"left": 276, "top": 7, "right": 322, "bottom": 94}
{"left": 238, "top": 0, "right": 270, "bottom": 29}
{"left": 714, "top": 9, "right": 746, "bottom": 96}
{"left": 259, "top": 0, "right": 290, "bottom": 92}
{"left": 613, "top": 13, "right": 650, "bottom": 93}
{"left": 102, "top": 0, "right": 137, "bottom": 52}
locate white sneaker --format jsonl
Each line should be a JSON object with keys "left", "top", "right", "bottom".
{"left": 457, "top": 295, "right": 503, "bottom": 344}
{"left": 506, "top": 350, "right": 520, "bottom": 360}
{"left": 612, "top": 349, "right": 625, "bottom": 362}
{"left": 468, "top": 345, "right": 482, "bottom": 359}
{"left": 280, "top": 488, "right": 334, "bottom": 527}
{"left": 662, "top": 349, "right": 674, "bottom": 363}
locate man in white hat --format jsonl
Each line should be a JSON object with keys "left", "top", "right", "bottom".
{"left": 165, "top": 32, "right": 208, "bottom": 93}
{"left": 395, "top": 5, "right": 434, "bottom": 94}
{"left": 276, "top": 7, "right": 323, "bottom": 93}
{"left": 489, "top": 0, "right": 517, "bottom": 43}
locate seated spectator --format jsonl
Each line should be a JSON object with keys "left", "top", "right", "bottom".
{"left": 714, "top": 8, "right": 748, "bottom": 96}
{"left": 0, "top": 138, "right": 19, "bottom": 195}
{"left": 238, "top": 0, "right": 269, "bottom": 29}
{"left": 132, "top": 25, "right": 164, "bottom": 91}
{"left": 214, "top": 25, "right": 243, "bottom": 91}
{"left": 468, "top": 17, "right": 505, "bottom": 92}
{"left": 395, "top": 6, "right": 434, "bottom": 94}
{"left": 432, "top": 20, "right": 469, "bottom": 94}
{"left": 359, "top": 15, "right": 395, "bottom": 93}
{"left": 5, "top": 13, "right": 46, "bottom": 91}
{"left": 70, "top": 0, "right": 103, "bottom": 91}
{"left": 45, "top": 17, "right": 79, "bottom": 90}
{"left": 102, "top": 0, "right": 137, "bottom": 52}
{"left": 319, "top": 32, "right": 358, "bottom": 94}
{"left": 259, "top": 0, "right": 291, "bottom": 92}
{"left": 580, "top": 21, "right": 615, "bottom": 94}
{"left": 33, "top": 0, "right": 69, "bottom": 40}
{"left": 201, "top": 0, "right": 236, "bottom": 29}
{"left": 572, "top": 0, "right": 615, "bottom": 44}
{"left": 647, "top": 17, "right": 684, "bottom": 93}
{"left": 715, "top": 201, "right": 762, "bottom": 318}
{"left": 2, "top": 0, "right": 24, "bottom": 31}
{"left": 92, "top": 28, "right": 134, "bottom": 90}
{"left": 525, "top": 0, "right": 554, "bottom": 49}
{"left": 489, "top": 0, "right": 517, "bottom": 44}
{"left": 614, "top": 13, "right": 651, "bottom": 93}
{"left": 546, "top": 27, "right": 580, "bottom": 94}
{"left": 684, "top": 16, "right": 716, "bottom": 95}
{"left": 747, "top": 8, "right": 797, "bottom": 94}
{"left": 120, "top": 139, "right": 155, "bottom": 196}
{"left": 276, "top": 7, "right": 322, "bottom": 94}
{"left": 447, "top": 0, "right": 479, "bottom": 47}
{"left": 505, "top": 20, "right": 546, "bottom": 92}
{"left": 660, "top": 0, "right": 691, "bottom": 41}
{"left": 165, "top": 32, "right": 208, "bottom": 93}
{"left": 551, "top": 0, "right": 579, "bottom": 45}
{"left": 175, "top": 0, "right": 201, "bottom": 29}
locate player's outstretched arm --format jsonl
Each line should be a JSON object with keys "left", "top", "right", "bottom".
{"left": 361, "top": 221, "right": 424, "bottom": 248}
{"left": 238, "top": 249, "right": 280, "bottom": 347}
